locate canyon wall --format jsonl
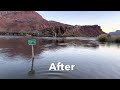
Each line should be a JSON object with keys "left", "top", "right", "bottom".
{"left": 0, "top": 11, "right": 105, "bottom": 37}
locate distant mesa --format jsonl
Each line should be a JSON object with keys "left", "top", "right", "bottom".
{"left": 109, "top": 30, "right": 120, "bottom": 35}
{"left": 0, "top": 11, "right": 105, "bottom": 37}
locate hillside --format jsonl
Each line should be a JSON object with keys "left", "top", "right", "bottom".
{"left": 0, "top": 11, "right": 105, "bottom": 37}
{"left": 109, "top": 30, "right": 120, "bottom": 35}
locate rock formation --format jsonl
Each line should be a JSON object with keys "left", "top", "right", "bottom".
{"left": 109, "top": 30, "right": 120, "bottom": 35}
{"left": 0, "top": 11, "right": 105, "bottom": 37}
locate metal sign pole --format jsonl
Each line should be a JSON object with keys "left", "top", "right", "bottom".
{"left": 32, "top": 45, "right": 34, "bottom": 59}
{"left": 28, "top": 39, "right": 36, "bottom": 75}
{"left": 28, "top": 39, "right": 36, "bottom": 59}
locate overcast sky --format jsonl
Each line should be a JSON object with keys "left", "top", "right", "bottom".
{"left": 36, "top": 11, "right": 120, "bottom": 33}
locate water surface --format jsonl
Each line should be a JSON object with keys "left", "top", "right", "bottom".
{"left": 0, "top": 36, "right": 120, "bottom": 79}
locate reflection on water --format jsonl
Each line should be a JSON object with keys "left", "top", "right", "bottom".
{"left": 0, "top": 36, "right": 120, "bottom": 79}
{"left": 0, "top": 36, "right": 100, "bottom": 59}
{"left": 28, "top": 58, "right": 35, "bottom": 76}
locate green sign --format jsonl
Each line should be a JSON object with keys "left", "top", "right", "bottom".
{"left": 28, "top": 39, "right": 36, "bottom": 45}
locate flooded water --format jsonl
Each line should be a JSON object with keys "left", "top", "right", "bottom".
{"left": 0, "top": 36, "right": 120, "bottom": 79}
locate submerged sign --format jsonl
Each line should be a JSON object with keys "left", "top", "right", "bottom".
{"left": 28, "top": 39, "right": 36, "bottom": 45}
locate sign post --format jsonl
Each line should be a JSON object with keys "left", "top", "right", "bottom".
{"left": 31, "top": 45, "right": 34, "bottom": 59}
{"left": 28, "top": 39, "right": 36, "bottom": 59}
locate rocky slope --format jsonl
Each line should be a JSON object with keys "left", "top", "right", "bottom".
{"left": 0, "top": 11, "right": 105, "bottom": 37}
{"left": 0, "top": 11, "right": 66, "bottom": 32}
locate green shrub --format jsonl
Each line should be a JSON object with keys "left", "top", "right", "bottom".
{"left": 114, "top": 36, "right": 120, "bottom": 43}
{"left": 97, "top": 34, "right": 108, "bottom": 42}
{"left": 97, "top": 34, "right": 120, "bottom": 43}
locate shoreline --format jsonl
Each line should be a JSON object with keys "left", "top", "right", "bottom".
{"left": 0, "top": 35, "right": 97, "bottom": 40}
{"left": 0, "top": 35, "right": 97, "bottom": 38}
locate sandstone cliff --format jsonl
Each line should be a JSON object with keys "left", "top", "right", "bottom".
{"left": 0, "top": 11, "right": 105, "bottom": 37}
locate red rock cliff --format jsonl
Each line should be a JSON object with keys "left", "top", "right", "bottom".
{"left": 0, "top": 11, "right": 105, "bottom": 36}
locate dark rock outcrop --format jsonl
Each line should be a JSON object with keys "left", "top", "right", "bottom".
{"left": 41, "top": 25, "right": 105, "bottom": 37}
{"left": 0, "top": 11, "right": 105, "bottom": 37}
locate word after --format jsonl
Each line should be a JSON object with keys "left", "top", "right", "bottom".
{"left": 49, "top": 62, "right": 75, "bottom": 71}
